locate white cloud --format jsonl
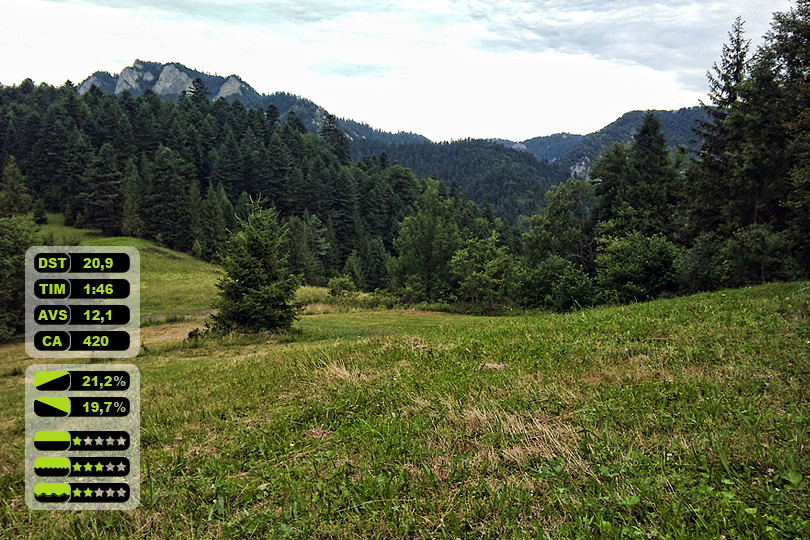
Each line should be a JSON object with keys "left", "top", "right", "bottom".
{"left": 0, "top": 0, "right": 792, "bottom": 141}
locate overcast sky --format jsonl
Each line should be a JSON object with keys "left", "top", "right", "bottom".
{"left": 1, "top": 0, "right": 793, "bottom": 142}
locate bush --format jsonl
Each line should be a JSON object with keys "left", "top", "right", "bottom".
{"left": 450, "top": 232, "right": 514, "bottom": 312}
{"left": 514, "top": 255, "right": 597, "bottom": 311}
{"left": 548, "top": 263, "right": 598, "bottom": 311}
{"left": 676, "top": 232, "right": 724, "bottom": 293}
{"left": 716, "top": 224, "right": 801, "bottom": 287}
{"left": 327, "top": 275, "right": 357, "bottom": 297}
{"left": 596, "top": 232, "right": 679, "bottom": 302}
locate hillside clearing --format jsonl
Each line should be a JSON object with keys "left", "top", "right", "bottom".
{"left": 0, "top": 282, "right": 807, "bottom": 538}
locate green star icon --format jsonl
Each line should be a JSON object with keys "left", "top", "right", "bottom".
{"left": 95, "top": 462, "right": 104, "bottom": 472}
{"left": 72, "top": 436, "right": 82, "bottom": 446}
{"left": 73, "top": 462, "right": 82, "bottom": 472}
{"left": 83, "top": 462, "right": 93, "bottom": 472}
{"left": 83, "top": 488, "right": 92, "bottom": 497}
{"left": 73, "top": 488, "right": 82, "bottom": 497}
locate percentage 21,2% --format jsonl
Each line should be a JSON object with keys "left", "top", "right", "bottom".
{"left": 81, "top": 374, "right": 128, "bottom": 389}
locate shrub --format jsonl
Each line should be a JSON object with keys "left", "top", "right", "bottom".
{"left": 676, "top": 232, "right": 724, "bottom": 293}
{"left": 514, "top": 255, "right": 597, "bottom": 311}
{"left": 450, "top": 232, "right": 514, "bottom": 312}
{"left": 596, "top": 232, "right": 679, "bottom": 302}
{"left": 716, "top": 224, "right": 800, "bottom": 286}
{"left": 327, "top": 275, "right": 357, "bottom": 297}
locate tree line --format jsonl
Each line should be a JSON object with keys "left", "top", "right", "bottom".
{"left": 1, "top": 2, "right": 808, "bottom": 337}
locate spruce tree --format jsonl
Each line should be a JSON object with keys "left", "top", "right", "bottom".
{"left": 266, "top": 104, "right": 280, "bottom": 133}
{"left": 319, "top": 113, "right": 351, "bottom": 164}
{"left": 78, "top": 143, "right": 123, "bottom": 234}
{"left": 0, "top": 156, "right": 32, "bottom": 217}
{"left": 0, "top": 215, "right": 38, "bottom": 342}
{"left": 141, "top": 146, "right": 193, "bottom": 250}
{"left": 121, "top": 158, "right": 145, "bottom": 237}
{"left": 212, "top": 203, "right": 301, "bottom": 333}
{"left": 688, "top": 17, "right": 750, "bottom": 234}
{"left": 624, "top": 112, "right": 679, "bottom": 238}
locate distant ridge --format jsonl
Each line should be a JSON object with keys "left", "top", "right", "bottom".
{"left": 492, "top": 107, "right": 706, "bottom": 179}
{"left": 79, "top": 60, "right": 431, "bottom": 146}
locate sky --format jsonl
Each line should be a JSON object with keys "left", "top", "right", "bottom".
{"left": 0, "top": 0, "right": 794, "bottom": 142}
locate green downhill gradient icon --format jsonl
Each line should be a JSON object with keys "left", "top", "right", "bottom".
{"left": 34, "top": 483, "right": 71, "bottom": 503}
{"left": 34, "top": 430, "right": 71, "bottom": 451}
{"left": 34, "top": 397, "right": 71, "bottom": 417}
{"left": 34, "top": 457, "right": 71, "bottom": 476}
{"left": 33, "top": 370, "right": 70, "bottom": 391}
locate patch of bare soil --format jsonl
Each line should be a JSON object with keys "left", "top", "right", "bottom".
{"left": 140, "top": 322, "right": 203, "bottom": 346}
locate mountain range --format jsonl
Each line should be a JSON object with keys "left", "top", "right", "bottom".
{"left": 79, "top": 60, "right": 706, "bottom": 219}
{"left": 79, "top": 60, "right": 429, "bottom": 147}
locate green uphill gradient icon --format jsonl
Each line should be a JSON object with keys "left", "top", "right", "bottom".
{"left": 34, "top": 457, "right": 71, "bottom": 476}
{"left": 33, "top": 370, "right": 70, "bottom": 391}
{"left": 34, "top": 397, "right": 70, "bottom": 417}
{"left": 34, "top": 431, "right": 71, "bottom": 451}
{"left": 34, "top": 483, "right": 70, "bottom": 503}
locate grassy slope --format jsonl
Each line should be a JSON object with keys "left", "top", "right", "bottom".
{"left": 39, "top": 215, "right": 222, "bottom": 320}
{"left": 0, "top": 273, "right": 807, "bottom": 537}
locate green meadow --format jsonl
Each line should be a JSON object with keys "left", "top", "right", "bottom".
{"left": 0, "top": 235, "right": 807, "bottom": 538}
{"left": 40, "top": 214, "right": 222, "bottom": 321}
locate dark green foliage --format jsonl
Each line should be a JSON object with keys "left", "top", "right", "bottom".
{"left": 359, "top": 235, "right": 389, "bottom": 291}
{"left": 31, "top": 198, "right": 47, "bottom": 224}
{"left": 392, "top": 180, "right": 461, "bottom": 302}
{"left": 327, "top": 275, "right": 357, "bottom": 297}
{"left": 266, "top": 104, "right": 279, "bottom": 132}
{"left": 212, "top": 204, "right": 301, "bottom": 333}
{"left": 140, "top": 146, "right": 193, "bottom": 250}
{"left": 715, "top": 224, "right": 800, "bottom": 287}
{"left": 319, "top": 113, "right": 351, "bottom": 165}
{"left": 121, "top": 158, "right": 145, "bottom": 237}
{"left": 76, "top": 143, "right": 123, "bottom": 234}
{"left": 450, "top": 232, "right": 514, "bottom": 312}
{"left": 0, "top": 216, "right": 38, "bottom": 341}
{"left": 591, "top": 112, "right": 682, "bottom": 239}
{"left": 354, "top": 139, "right": 556, "bottom": 221}
{"left": 0, "top": 156, "right": 32, "bottom": 217}
{"left": 591, "top": 143, "right": 630, "bottom": 224}
{"left": 676, "top": 232, "right": 725, "bottom": 292}
{"left": 523, "top": 178, "right": 597, "bottom": 268}
{"left": 188, "top": 78, "right": 210, "bottom": 107}
{"left": 287, "top": 212, "right": 329, "bottom": 286}
{"left": 596, "top": 232, "right": 680, "bottom": 302}
{"left": 514, "top": 256, "right": 596, "bottom": 311}
{"left": 342, "top": 250, "right": 366, "bottom": 290}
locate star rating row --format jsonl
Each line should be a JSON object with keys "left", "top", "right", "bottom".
{"left": 70, "top": 459, "right": 129, "bottom": 475}
{"left": 71, "top": 486, "right": 128, "bottom": 499}
{"left": 72, "top": 435, "right": 127, "bottom": 447}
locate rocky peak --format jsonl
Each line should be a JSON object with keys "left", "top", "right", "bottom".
{"left": 77, "top": 61, "right": 261, "bottom": 106}
{"left": 152, "top": 64, "right": 194, "bottom": 96}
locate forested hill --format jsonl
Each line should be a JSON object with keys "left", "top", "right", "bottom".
{"left": 351, "top": 138, "right": 558, "bottom": 221}
{"left": 78, "top": 61, "right": 560, "bottom": 221}
{"left": 74, "top": 61, "right": 710, "bottom": 222}
{"left": 488, "top": 107, "right": 706, "bottom": 181}
{"left": 550, "top": 107, "right": 707, "bottom": 180}
{"left": 350, "top": 108, "right": 706, "bottom": 220}
{"left": 0, "top": 78, "right": 506, "bottom": 291}
{"left": 79, "top": 60, "right": 430, "bottom": 148}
